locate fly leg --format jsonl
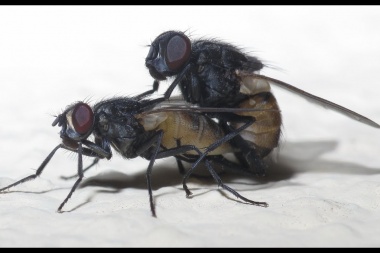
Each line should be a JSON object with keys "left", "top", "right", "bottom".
{"left": 60, "top": 158, "right": 100, "bottom": 180}
{"left": 184, "top": 117, "right": 256, "bottom": 182}
{"left": 143, "top": 64, "right": 194, "bottom": 108}
{"left": 207, "top": 155, "right": 258, "bottom": 177}
{"left": 144, "top": 131, "right": 164, "bottom": 218}
{"left": 57, "top": 142, "right": 84, "bottom": 212}
{"left": 175, "top": 139, "right": 187, "bottom": 176}
{"left": 134, "top": 80, "right": 160, "bottom": 100}
{"left": 60, "top": 138, "right": 111, "bottom": 180}
{"left": 0, "top": 144, "right": 62, "bottom": 193}
{"left": 57, "top": 140, "right": 112, "bottom": 212}
{"left": 213, "top": 111, "right": 267, "bottom": 176}
{"left": 203, "top": 158, "right": 268, "bottom": 207}
{"left": 173, "top": 139, "right": 224, "bottom": 179}
{"left": 136, "top": 131, "right": 208, "bottom": 217}
{"left": 146, "top": 137, "right": 268, "bottom": 209}
{"left": 0, "top": 139, "right": 112, "bottom": 212}
{"left": 0, "top": 142, "right": 102, "bottom": 192}
{"left": 175, "top": 118, "right": 255, "bottom": 197}
{"left": 220, "top": 119, "right": 267, "bottom": 176}
{"left": 155, "top": 145, "right": 267, "bottom": 207}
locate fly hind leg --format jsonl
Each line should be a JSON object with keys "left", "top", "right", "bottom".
{"left": 218, "top": 114, "right": 267, "bottom": 177}
{"left": 174, "top": 139, "right": 225, "bottom": 179}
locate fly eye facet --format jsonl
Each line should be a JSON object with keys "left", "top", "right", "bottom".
{"left": 165, "top": 34, "right": 191, "bottom": 71}
{"left": 72, "top": 103, "right": 94, "bottom": 135}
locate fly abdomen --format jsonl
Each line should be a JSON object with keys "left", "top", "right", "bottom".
{"left": 155, "top": 111, "right": 233, "bottom": 156}
{"left": 232, "top": 92, "right": 282, "bottom": 157}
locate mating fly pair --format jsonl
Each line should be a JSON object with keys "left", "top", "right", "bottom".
{"left": 1, "top": 30, "right": 379, "bottom": 217}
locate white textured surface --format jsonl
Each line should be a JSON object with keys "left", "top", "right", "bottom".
{"left": 0, "top": 6, "right": 380, "bottom": 247}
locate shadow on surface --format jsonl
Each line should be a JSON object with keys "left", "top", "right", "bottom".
{"left": 4, "top": 140, "right": 377, "bottom": 212}
{"left": 76, "top": 140, "right": 380, "bottom": 191}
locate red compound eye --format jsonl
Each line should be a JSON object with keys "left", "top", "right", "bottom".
{"left": 72, "top": 103, "right": 94, "bottom": 135}
{"left": 165, "top": 34, "right": 191, "bottom": 71}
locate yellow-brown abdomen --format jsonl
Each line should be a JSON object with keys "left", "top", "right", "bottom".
{"left": 232, "top": 92, "right": 282, "bottom": 157}
{"left": 156, "top": 111, "right": 233, "bottom": 156}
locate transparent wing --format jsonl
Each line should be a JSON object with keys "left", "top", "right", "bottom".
{"left": 241, "top": 73, "right": 380, "bottom": 129}
{"left": 143, "top": 96, "right": 279, "bottom": 114}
